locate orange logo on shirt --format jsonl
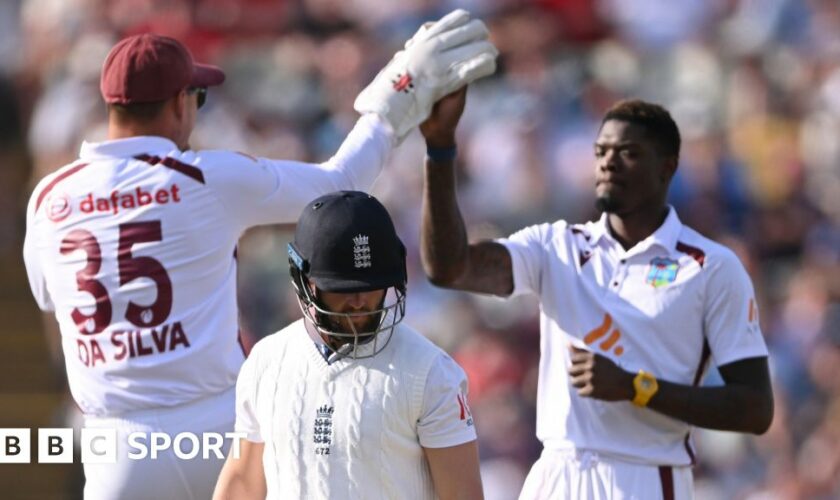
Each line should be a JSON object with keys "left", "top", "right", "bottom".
{"left": 583, "top": 314, "right": 624, "bottom": 356}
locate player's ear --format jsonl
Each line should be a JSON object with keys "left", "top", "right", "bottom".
{"left": 660, "top": 155, "right": 678, "bottom": 184}
{"left": 172, "top": 89, "right": 188, "bottom": 121}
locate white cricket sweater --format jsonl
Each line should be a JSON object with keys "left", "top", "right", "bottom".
{"left": 235, "top": 319, "right": 476, "bottom": 500}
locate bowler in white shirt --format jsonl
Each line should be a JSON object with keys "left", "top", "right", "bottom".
{"left": 420, "top": 98, "right": 774, "bottom": 500}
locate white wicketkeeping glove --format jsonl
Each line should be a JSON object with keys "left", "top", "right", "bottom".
{"left": 354, "top": 9, "right": 498, "bottom": 143}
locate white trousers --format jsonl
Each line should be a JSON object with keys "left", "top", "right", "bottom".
{"left": 82, "top": 386, "right": 235, "bottom": 500}
{"left": 519, "top": 449, "right": 693, "bottom": 500}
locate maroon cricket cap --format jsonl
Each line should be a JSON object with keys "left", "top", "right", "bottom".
{"left": 100, "top": 34, "right": 225, "bottom": 104}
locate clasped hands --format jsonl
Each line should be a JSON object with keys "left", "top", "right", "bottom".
{"left": 568, "top": 345, "right": 635, "bottom": 402}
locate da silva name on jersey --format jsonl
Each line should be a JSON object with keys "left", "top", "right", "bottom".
{"left": 76, "top": 321, "right": 190, "bottom": 367}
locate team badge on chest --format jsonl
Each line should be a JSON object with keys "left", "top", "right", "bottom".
{"left": 646, "top": 257, "right": 680, "bottom": 288}
{"left": 313, "top": 404, "right": 334, "bottom": 455}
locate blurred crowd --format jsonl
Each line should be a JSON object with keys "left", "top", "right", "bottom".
{"left": 2, "top": 0, "right": 839, "bottom": 498}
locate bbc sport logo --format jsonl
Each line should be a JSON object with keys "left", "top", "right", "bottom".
{"left": 0, "top": 428, "right": 245, "bottom": 463}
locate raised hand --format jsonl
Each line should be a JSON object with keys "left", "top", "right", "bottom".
{"left": 420, "top": 87, "right": 467, "bottom": 148}
{"left": 354, "top": 9, "right": 497, "bottom": 144}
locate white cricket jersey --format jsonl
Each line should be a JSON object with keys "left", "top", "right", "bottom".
{"left": 499, "top": 207, "right": 768, "bottom": 466}
{"left": 235, "top": 320, "right": 477, "bottom": 500}
{"left": 23, "top": 114, "right": 393, "bottom": 416}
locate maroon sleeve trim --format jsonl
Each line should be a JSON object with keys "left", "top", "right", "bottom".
{"left": 676, "top": 241, "right": 706, "bottom": 267}
{"left": 34, "top": 163, "right": 90, "bottom": 213}
{"left": 658, "top": 466, "right": 674, "bottom": 500}
{"left": 135, "top": 154, "right": 205, "bottom": 184}
{"left": 684, "top": 338, "right": 712, "bottom": 465}
{"left": 683, "top": 434, "right": 696, "bottom": 465}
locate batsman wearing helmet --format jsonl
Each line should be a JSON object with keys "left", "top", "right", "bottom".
{"left": 213, "top": 191, "right": 482, "bottom": 500}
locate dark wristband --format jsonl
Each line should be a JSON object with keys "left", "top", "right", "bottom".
{"left": 426, "top": 145, "right": 457, "bottom": 163}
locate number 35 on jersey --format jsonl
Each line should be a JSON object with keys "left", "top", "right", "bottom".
{"left": 59, "top": 219, "right": 190, "bottom": 367}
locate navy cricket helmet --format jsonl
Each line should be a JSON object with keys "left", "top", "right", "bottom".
{"left": 287, "top": 191, "right": 406, "bottom": 359}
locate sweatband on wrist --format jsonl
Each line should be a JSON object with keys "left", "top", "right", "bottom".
{"left": 426, "top": 145, "right": 457, "bottom": 163}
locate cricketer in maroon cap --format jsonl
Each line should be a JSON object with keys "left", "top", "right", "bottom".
{"left": 101, "top": 33, "right": 225, "bottom": 150}
{"left": 24, "top": 18, "right": 497, "bottom": 500}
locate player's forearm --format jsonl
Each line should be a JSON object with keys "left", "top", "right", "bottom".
{"left": 213, "top": 441, "right": 267, "bottom": 500}
{"left": 212, "top": 471, "right": 266, "bottom": 500}
{"left": 421, "top": 153, "right": 470, "bottom": 287}
{"left": 425, "top": 441, "right": 484, "bottom": 500}
{"left": 574, "top": 350, "right": 773, "bottom": 434}
{"left": 647, "top": 379, "right": 773, "bottom": 434}
{"left": 258, "top": 115, "right": 391, "bottom": 221}
{"left": 323, "top": 113, "right": 394, "bottom": 191}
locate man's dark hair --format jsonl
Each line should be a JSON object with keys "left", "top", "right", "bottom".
{"left": 601, "top": 99, "right": 681, "bottom": 159}
{"left": 107, "top": 100, "right": 168, "bottom": 123}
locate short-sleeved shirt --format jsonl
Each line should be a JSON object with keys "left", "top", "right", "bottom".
{"left": 23, "top": 114, "right": 392, "bottom": 416}
{"left": 498, "top": 207, "right": 768, "bottom": 465}
{"left": 234, "top": 320, "right": 476, "bottom": 499}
